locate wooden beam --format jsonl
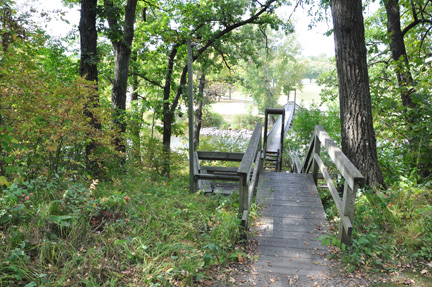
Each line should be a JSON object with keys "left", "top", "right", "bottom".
{"left": 314, "top": 125, "right": 364, "bottom": 189}
{"left": 197, "top": 151, "right": 244, "bottom": 161}
{"left": 201, "top": 166, "right": 239, "bottom": 173}
{"left": 194, "top": 173, "right": 239, "bottom": 182}
{"left": 314, "top": 153, "right": 343, "bottom": 215}
{"left": 238, "top": 123, "right": 262, "bottom": 175}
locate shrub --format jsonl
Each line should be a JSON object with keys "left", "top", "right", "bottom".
{"left": 202, "top": 109, "right": 225, "bottom": 128}
{"left": 230, "top": 114, "right": 262, "bottom": 131}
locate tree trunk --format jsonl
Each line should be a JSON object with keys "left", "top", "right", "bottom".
{"left": 130, "top": 53, "right": 142, "bottom": 162}
{"left": 111, "top": 43, "right": 131, "bottom": 154}
{"left": 80, "top": 0, "right": 98, "bottom": 83}
{"left": 330, "top": 0, "right": 386, "bottom": 188}
{"left": 384, "top": 0, "right": 415, "bottom": 109}
{"left": 80, "top": 0, "right": 101, "bottom": 174}
{"left": 104, "top": 0, "right": 138, "bottom": 158}
{"left": 194, "top": 73, "right": 206, "bottom": 150}
{"left": 161, "top": 46, "right": 179, "bottom": 176}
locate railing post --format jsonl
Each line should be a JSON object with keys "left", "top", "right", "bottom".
{"left": 263, "top": 109, "right": 269, "bottom": 152}
{"left": 238, "top": 175, "right": 247, "bottom": 215}
{"left": 339, "top": 182, "right": 357, "bottom": 245}
{"left": 312, "top": 132, "right": 320, "bottom": 185}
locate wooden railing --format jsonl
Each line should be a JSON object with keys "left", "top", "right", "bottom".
{"left": 238, "top": 123, "right": 263, "bottom": 230}
{"left": 291, "top": 125, "right": 364, "bottom": 245}
{"left": 193, "top": 123, "right": 263, "bottom": 232}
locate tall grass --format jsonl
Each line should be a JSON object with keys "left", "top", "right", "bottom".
{"left": 0, "top": 166, "right": 247, "bottom": 286}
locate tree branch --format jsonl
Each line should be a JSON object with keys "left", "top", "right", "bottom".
{"left": 402, "top": 19, "right": 432, "bottom": 36}
{"left": 168, "top": 0, "right": 278, "bottom": 116}
{"left": 132, "top": 72, "right": 164, "bottom": 89}
{"left": 213, "top": 45, "right": 232, "bottom": 70}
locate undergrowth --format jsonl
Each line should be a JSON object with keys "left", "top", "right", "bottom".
{"left": 319, "top": 179, "right": 432, "bottom": 277}
{"left": 0, "top": 168, "right": 248, "bottom": 286}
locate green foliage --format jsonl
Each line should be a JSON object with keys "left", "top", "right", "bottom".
{"left": 285, "top": 102, "right": 341, "bottom": 157}
{"left": 0, "top": 165, "right": 248, "bottom": 286}
{"left": 202, "top": 108, "right": 225, "bottom": 129}
{"left": 0, "top": 36, "right": 118, "bottom": 182}
{"left": 320, "top": 182, "right": 432, "bottom": 273}
{"left": 301, "top": 54, "right": 333, "bottom": 80}
{"left": 230, "top": 114, "right": 262, "bottom": 131}
{"left": 239, "top": 28, "right": 305, "bottom": 113}
{"left": 198, "top": 135, "right": 248, "bottom": 154}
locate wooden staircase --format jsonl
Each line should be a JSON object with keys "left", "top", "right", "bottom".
{"left": 264, "top": 150, "right": 279, "bottom": 171}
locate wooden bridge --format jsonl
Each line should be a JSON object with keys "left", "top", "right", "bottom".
{"left": 192, "top": 100, "right": 364, "bottom": 281}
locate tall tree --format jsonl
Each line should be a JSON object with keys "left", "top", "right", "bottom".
{"left": 104, "top": 0, "right": 138, "bottom": 156}
{"left": 330, "top": 0, "right": 386, "bottom": 188}
{"left": 384, "top": 0, "right": 415, "bottom": 109}
{"left": 79, "top": 0, "right": 101, "bottom": 173}
{"left": 134, "top": 0, "right": 291, "bottom": 176}
{"left": 239, "top": 28, "right": 304, "bottom": 113}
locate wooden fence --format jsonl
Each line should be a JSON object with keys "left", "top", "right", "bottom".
{"left": 193, "top": 123, "right": 263, "bottom": 232}
{"left": 238, "top": 123, "right": 263, "bottom": 230}
{"left": 291, "top": 125, "right": 364, "bottom": 245}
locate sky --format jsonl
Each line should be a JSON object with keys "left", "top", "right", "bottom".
{"left": 278, "top": 4, "right": 335, "bottom": 57}
{"left": 15, "top": 0, "right": 336, "bottom": 58}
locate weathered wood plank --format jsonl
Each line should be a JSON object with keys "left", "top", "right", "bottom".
{"left": 237, "top": 123, "right": 262, "bottom": 175}
{"left": 196, "top": 151, "right": 244, "bottom": 161}
{"left": 252, "top": 172, "right": 331, "bottom": 277}
{"left": 194, "top": 173, "right": 239, "bottom": 182}
{"left": 314, "top": 153, "right": 343, "bottom": 215}
{"left": 200, "top": 166, "right": 238, "bottom": 173}
{"left": 199, "top": 168, "right": 212, "bottom": 193}
{"left": 315, "top": 125, "right": 364, "bottom": 189}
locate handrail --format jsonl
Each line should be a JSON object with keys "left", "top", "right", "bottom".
{"left": 193, "top": 123, "right": 263, "bottom": 236}
{"left": 291, "top": 125, "right": 364, "bottom": 245}
{"left": 238, "top": 123, "right": 263, "bottom": 232}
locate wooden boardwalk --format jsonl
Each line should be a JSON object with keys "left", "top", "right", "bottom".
{"left": 240, "top": 172, "right": 332, "bottom": 286}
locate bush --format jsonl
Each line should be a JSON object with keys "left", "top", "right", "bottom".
{"left": 0, "top": 39, "right": 117, "bottom": 183}
{"left": 230, "top": 114, "right": 262, "bottom": 131}
{"left": 202, "top": 109, "right": 225, "bottom": 128}
{"left": 283, "top": 102, "right": 340, "bottom": 169}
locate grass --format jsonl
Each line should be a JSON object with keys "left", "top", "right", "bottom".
{"left": 0, "top": 166, "right": 249, "bottom": 286}
{"left": 294, "top": 82, "right": 324, "bottom": 109}
{"left": 277, "top": 81, "right": 324, "bottom": 109}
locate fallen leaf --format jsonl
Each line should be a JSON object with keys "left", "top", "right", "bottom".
{"left": 421, "top": 269, "right": 429, "bottom": 275}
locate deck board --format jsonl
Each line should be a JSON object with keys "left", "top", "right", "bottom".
{"left": 252, "top": 172, "right": 331, "bottom": 278}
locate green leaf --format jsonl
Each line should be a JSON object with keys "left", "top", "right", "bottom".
{"left": 0, "top": 176, "right": 11, "bottom": 187}
{"left": 203, "top": 253, "right": 212, "bottom": 266}
{"left": 114, "top": 239, "right": 127, "bottom": 248}
{"left": 12, "top": 204, "right": 25, "bottom": 212}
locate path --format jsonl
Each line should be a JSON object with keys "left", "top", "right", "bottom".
{"left": 238, "top": 172, "right": 333, "bottom": 286}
